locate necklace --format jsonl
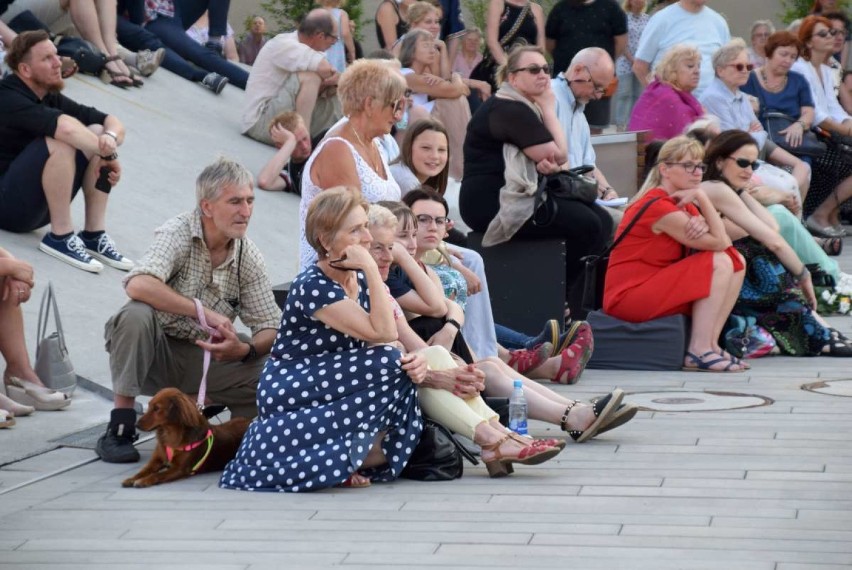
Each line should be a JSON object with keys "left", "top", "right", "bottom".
{"left": 760, "top": 68, "right": 787, "bottom": 93}
{"left": 349, "top": 124, "right": 382, "bottom": 174}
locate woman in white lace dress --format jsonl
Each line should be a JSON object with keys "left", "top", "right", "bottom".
{"left": 299, "top": 60, "right": 407, "bottom": 269}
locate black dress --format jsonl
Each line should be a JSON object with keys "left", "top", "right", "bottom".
{"left": 375, "top": 0, "right": 409, "bottom": 48}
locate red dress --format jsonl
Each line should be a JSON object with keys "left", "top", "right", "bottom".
{"left": 603, "top": 189, "right": 743, "bottom": 323}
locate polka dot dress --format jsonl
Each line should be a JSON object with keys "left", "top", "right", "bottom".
{"left": 220, "top": 265, "right": 422, "bottom": 492}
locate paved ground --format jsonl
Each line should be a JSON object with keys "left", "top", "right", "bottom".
{"left": 2, "top": 67, "right": 852, "bottom": 570}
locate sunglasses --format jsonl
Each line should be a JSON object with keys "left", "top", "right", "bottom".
{"left": 726, "top": 62, "right": 755, "bottom": 72}
{"left": 391, "top": 90, "right": 413, "bottom": 115}
{"left": 511, "top": 64, "right": 551, "bottom": 75}
{"left": 728, "top": 156, "right": 761, "bottom": 170}
{"left": 666, "top": 162, "right": 707, "bottom": 174}
{"left": 814, "top": 29, "right": 841, "bottom": 38}
{"left": 415, "top": 214, "right": 449, "bottom": 226}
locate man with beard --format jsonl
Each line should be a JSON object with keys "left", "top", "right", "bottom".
{"left": 0, "top": 30, "right": 131, "bottom": 273}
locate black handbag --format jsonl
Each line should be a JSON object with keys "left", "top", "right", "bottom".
{"left": 763, "top": 111, "right": 827, "bottom": 158}
{"left": 401, "top": 418, "right": 478, "bottom": 481}
{"left": 532, "top": 165, "right": 599, "bottom": 228}
{"left": 579, "top": 196, "right": 661, "bottom": 317}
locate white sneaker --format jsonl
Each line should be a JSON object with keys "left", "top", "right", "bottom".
{"left": 39, "top": 233, "right": 103, "bottom": 273}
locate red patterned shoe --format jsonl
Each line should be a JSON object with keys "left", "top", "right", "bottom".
{"left": 555, "top": 320, "right": 593, "bottom": 356}
{"left": 551, "top": 342, "right": 592, "bottom": 385}
{"left": 507, "top": 343, "right": 553, "bottom": 375}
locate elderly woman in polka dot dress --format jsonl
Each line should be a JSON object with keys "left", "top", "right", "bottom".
{"left": 220, "top": 188, "right": 426, "bottom": 492}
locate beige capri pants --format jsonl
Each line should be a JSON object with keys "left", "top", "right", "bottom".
{"left": 416, "top": 345, "right": 498, "bottom": 440}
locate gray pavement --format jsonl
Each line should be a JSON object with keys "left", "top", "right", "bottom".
{"left": 2, "top": 68, "right": 852, "bottom": 569}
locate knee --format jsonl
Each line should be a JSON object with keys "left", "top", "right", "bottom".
{"left": 105, "top": 301, "right": 157, "bottom": 344}
{"left": 45, "top": 137, "right": 76, "bottom": 160}
{"left": 711, "top": 250, "right": 735, "bottom": 274}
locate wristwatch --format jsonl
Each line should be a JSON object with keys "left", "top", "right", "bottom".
{"left": 240, "top": 342, "right": 257, "bottom": 363}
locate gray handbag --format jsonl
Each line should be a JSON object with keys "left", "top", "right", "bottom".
{"left": 34, "top": 282, "right": 76, "bottom": 395}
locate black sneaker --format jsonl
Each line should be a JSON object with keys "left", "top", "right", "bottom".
{"left": 95, "top": 409, "right": 140, "bottom": 463}
{"left": 201, "top": 72, "right": 228, "bottom": 94}
{"left": 204, "top": 40, "right": 224, "bottom": 58}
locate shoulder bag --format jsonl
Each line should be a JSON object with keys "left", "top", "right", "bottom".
{"left": 469, "top": 0, "right": 532, "bottom": 87}
{"left": 401, "top": 418, "right": 479, "bottom": 481}
{"left": 34, "top": 282, "right": 76, "bottom": 395}
{"left": 532, "top": 165, "right": 599, "bottom": 228}
{"left": 579, "top": 196, "right": 661, "bottom": 317}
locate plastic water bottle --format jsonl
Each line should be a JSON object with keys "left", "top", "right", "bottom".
{"left": 508, "top": 380, "right": 528, "bottom": 436}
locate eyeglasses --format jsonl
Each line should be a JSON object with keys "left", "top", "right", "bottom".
{"left": 324, "top": 32, "right": 339, "bottom": 41}
{"left": 726, "top": 62, "right": 755, "bottom": 72}
{"left": 511, "top": 64, "right": 551, "bottom": 76}
{"left": 752, "top": 32, "right": 770, "bottom": 38}
{"left": 391, "top": 90, "right": 413, "bottom": 116}
{"left": 572, "top": 65, "right": 608, "bottom": 95}
{"left": 727, "top": 156, "right": 761, "bottom": 170}
{"left": 415, "top": 214, "right": 449, "bottom": 226}
{"left": 665, "top": 162, "right": 707, "bottom": 174}
{"left": 813, "top": 29, "right": 841, "bottom": 38}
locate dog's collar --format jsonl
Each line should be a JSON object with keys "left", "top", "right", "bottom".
{"left": 165, "top": 429, "right": 214, "bottom": 474}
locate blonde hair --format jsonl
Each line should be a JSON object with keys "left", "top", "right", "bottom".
{"left": 378, "top": 200, "right": 417, "bottom": 234}
{"left": 407, "top": 1, "right": 438, "bottom": 26}
{"left": 653, "top": 44, "right": 701, "bottom": 88}
{"left": 338, "top": 59, "right": 407, "bottom": 116}
{"left": 367, "top": 204, "right": 399, "bottom": 230}
{"left": 635, "top": 136, "right": 705, "bottom": 201}
{"left": 495, "top": 44, "right": 540, "bottom": 85}
{"left": 269, "top": 110, "right": 303, "bottom": 133}
{"left": 305, "top": 187, "right": 369, "bottom": 258}
{"left": 711, "top": 38, "right": 748, "bottom": 74}
{"left": 621, "top": 0, "right": 647, "bottom": 13}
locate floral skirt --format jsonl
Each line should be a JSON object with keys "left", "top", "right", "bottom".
{"left": 732, "top": 237, "right": 828, "bottom": 356}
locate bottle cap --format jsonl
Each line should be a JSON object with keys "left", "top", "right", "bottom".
{"left": 513, "top": 379, "right": 523, "bottom": 388}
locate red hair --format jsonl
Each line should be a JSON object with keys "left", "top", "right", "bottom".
{"left": 798, "top": 15, "right": 833, "bottom": 60}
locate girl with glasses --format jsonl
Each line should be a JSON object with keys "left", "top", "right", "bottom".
{"left": 605, "top": 136, "right": 748, "bottom": 372}
{"left": 700, "top": 129, "right": 852, "bottom": 358}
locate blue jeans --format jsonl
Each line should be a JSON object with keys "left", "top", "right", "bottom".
{"left": 116, "top": 17, "right": 207, "bottom": 82}
{"left": 494, "top": 324, "right": 533, "bottom": 350}
{"left": 145, "top": 14, "right": 248, "bottom": 89}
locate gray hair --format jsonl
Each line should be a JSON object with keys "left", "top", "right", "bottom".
{"left": 750, "top": 20, "right": 776, "bottom": 38}
{"left": 367, "top": 204, "right": 398, "bottom": 230}
{"left": 196, "top": 157, "right": 254, "bottom": 204}
{"left": 711, "top": 38, "right": 748, "bottom": 75}
{"left": 298, "top": 9, "right": 334, "bottom": 36}
{"left": 399, "top": 29, "right": 433, "bottom": 68}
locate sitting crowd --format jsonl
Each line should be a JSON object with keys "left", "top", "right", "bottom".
{"left": 2, "top": 0, "right": 852, "bottom": 491}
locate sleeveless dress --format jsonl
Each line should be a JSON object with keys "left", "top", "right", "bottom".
{"left": 299, "top": 136, "right": 402, "bottom": 270}
{"left": 375, "top": 0, "right": 409, "bottom": 48}
{"left": 324, "top": 8, "right": 347, "bottom": 73}
{"left": 603, "top": 189, "right": 744, "bottom": 323}
{"left": 219, "top": 265, "right": 423, "bottom": 492}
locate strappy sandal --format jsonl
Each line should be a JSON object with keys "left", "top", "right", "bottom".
{"left": 823, "top": 335, "right": 852, "bottom": 357}
{"left": 719, "top": 350, "right": 751, "bottom": 370}
{"left": 480, "top": 434, "right": 562, "bottom": 478}
{"left": 338, "top": 472, "right": 371, "bottom": 488}
{"left": 682, "top": 351, "right": 745, "bottom": 373}
{"left": 60, "top": 57, "right": 78, "bottom": 79}
{"left": 506, "top": 431, "right": 566, "bottom": 451}
{"left": 551, "top": 343, "right": 592, "bottom": 385}
{"left": 506, "top": 343, "right": 552, "bottom": 375}
{"left": 561, "top": 389, "right": 624, "bottom": 443}
{"left": 816, "top": 236, "right": 843, "bottom": 256}
{"left": 100, "top": 55, "right": 134, "bottom": 88}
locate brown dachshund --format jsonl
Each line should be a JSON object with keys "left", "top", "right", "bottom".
{"left": 122, "top": 387, "right": 250, "bottom": 488}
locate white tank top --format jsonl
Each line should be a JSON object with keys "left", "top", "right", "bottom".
{"left": 299, "top": 136, "right": 402, "bottom": 270}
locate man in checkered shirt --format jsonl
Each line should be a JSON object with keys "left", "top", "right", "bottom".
{"left": 96, "top": 158, "right": 281, "bottom": 464}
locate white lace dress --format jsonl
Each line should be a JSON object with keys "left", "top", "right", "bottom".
{"left": 299, "top": 137, "right": 402, "bottom": 269}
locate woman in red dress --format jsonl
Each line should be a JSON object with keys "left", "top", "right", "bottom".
{"left": 603, "top": 136, "right": 747, "bottom": 372}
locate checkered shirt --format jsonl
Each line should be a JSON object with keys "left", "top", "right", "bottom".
{"left": 124, "top": 210, "right": 281, "bottom": 341}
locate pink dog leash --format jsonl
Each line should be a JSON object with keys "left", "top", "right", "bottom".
{"left": 193, "top": 298, "right": 222, "bottom": 411}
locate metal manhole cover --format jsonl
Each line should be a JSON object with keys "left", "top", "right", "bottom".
{"left": 626, "top": 390, "right": 773, "bottom": 412}
{"left": 802, "top": 379, "right": 852, "bottom": 397}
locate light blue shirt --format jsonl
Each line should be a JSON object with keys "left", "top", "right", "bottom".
{"left": 552, "top": 75, "right": 596, "bottom": 168}
{"left": 699, "top": 76, "right": 768, "bottom": 150}
{"left": 634, "top": 3, "right": 730, "bottom": 99}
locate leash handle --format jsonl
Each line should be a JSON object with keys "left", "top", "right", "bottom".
{"left": 193, "top": 299, "right": 219, "bottom": 412}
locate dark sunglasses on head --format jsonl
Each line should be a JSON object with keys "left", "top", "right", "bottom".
{"left": 727, "top": 62, "right": 755, "bottom": 72}
{"left": 729, "top": 157, "right": 760, "bottom": 170}
{"left": 511, "top": 64, "right": 551, "bottom": 75}
{"left": 814, "top": 29, "right": 841, "bottom": 38}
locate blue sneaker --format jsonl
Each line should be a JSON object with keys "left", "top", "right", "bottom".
{"left": 78, "top": 232, "right": 133, "bottom": 271}
{"left": 39, "top": 233, "right": 103, "bottom": 273}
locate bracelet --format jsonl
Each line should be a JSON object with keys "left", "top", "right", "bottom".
{"left": 793, "top": 266, "right": 810, "bottom": 282}
{"left": 444, "top": 317, "right": 462, "bottom": 331}
{"left": 104, "top": 130, "right": 118, "bottom": 141}
{"left": 100, "top": 152, "right": 118, "bottom": 161}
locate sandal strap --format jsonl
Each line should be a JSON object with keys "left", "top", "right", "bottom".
{"left": 560, "top": 401, "right": 578, "bottom": 432}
